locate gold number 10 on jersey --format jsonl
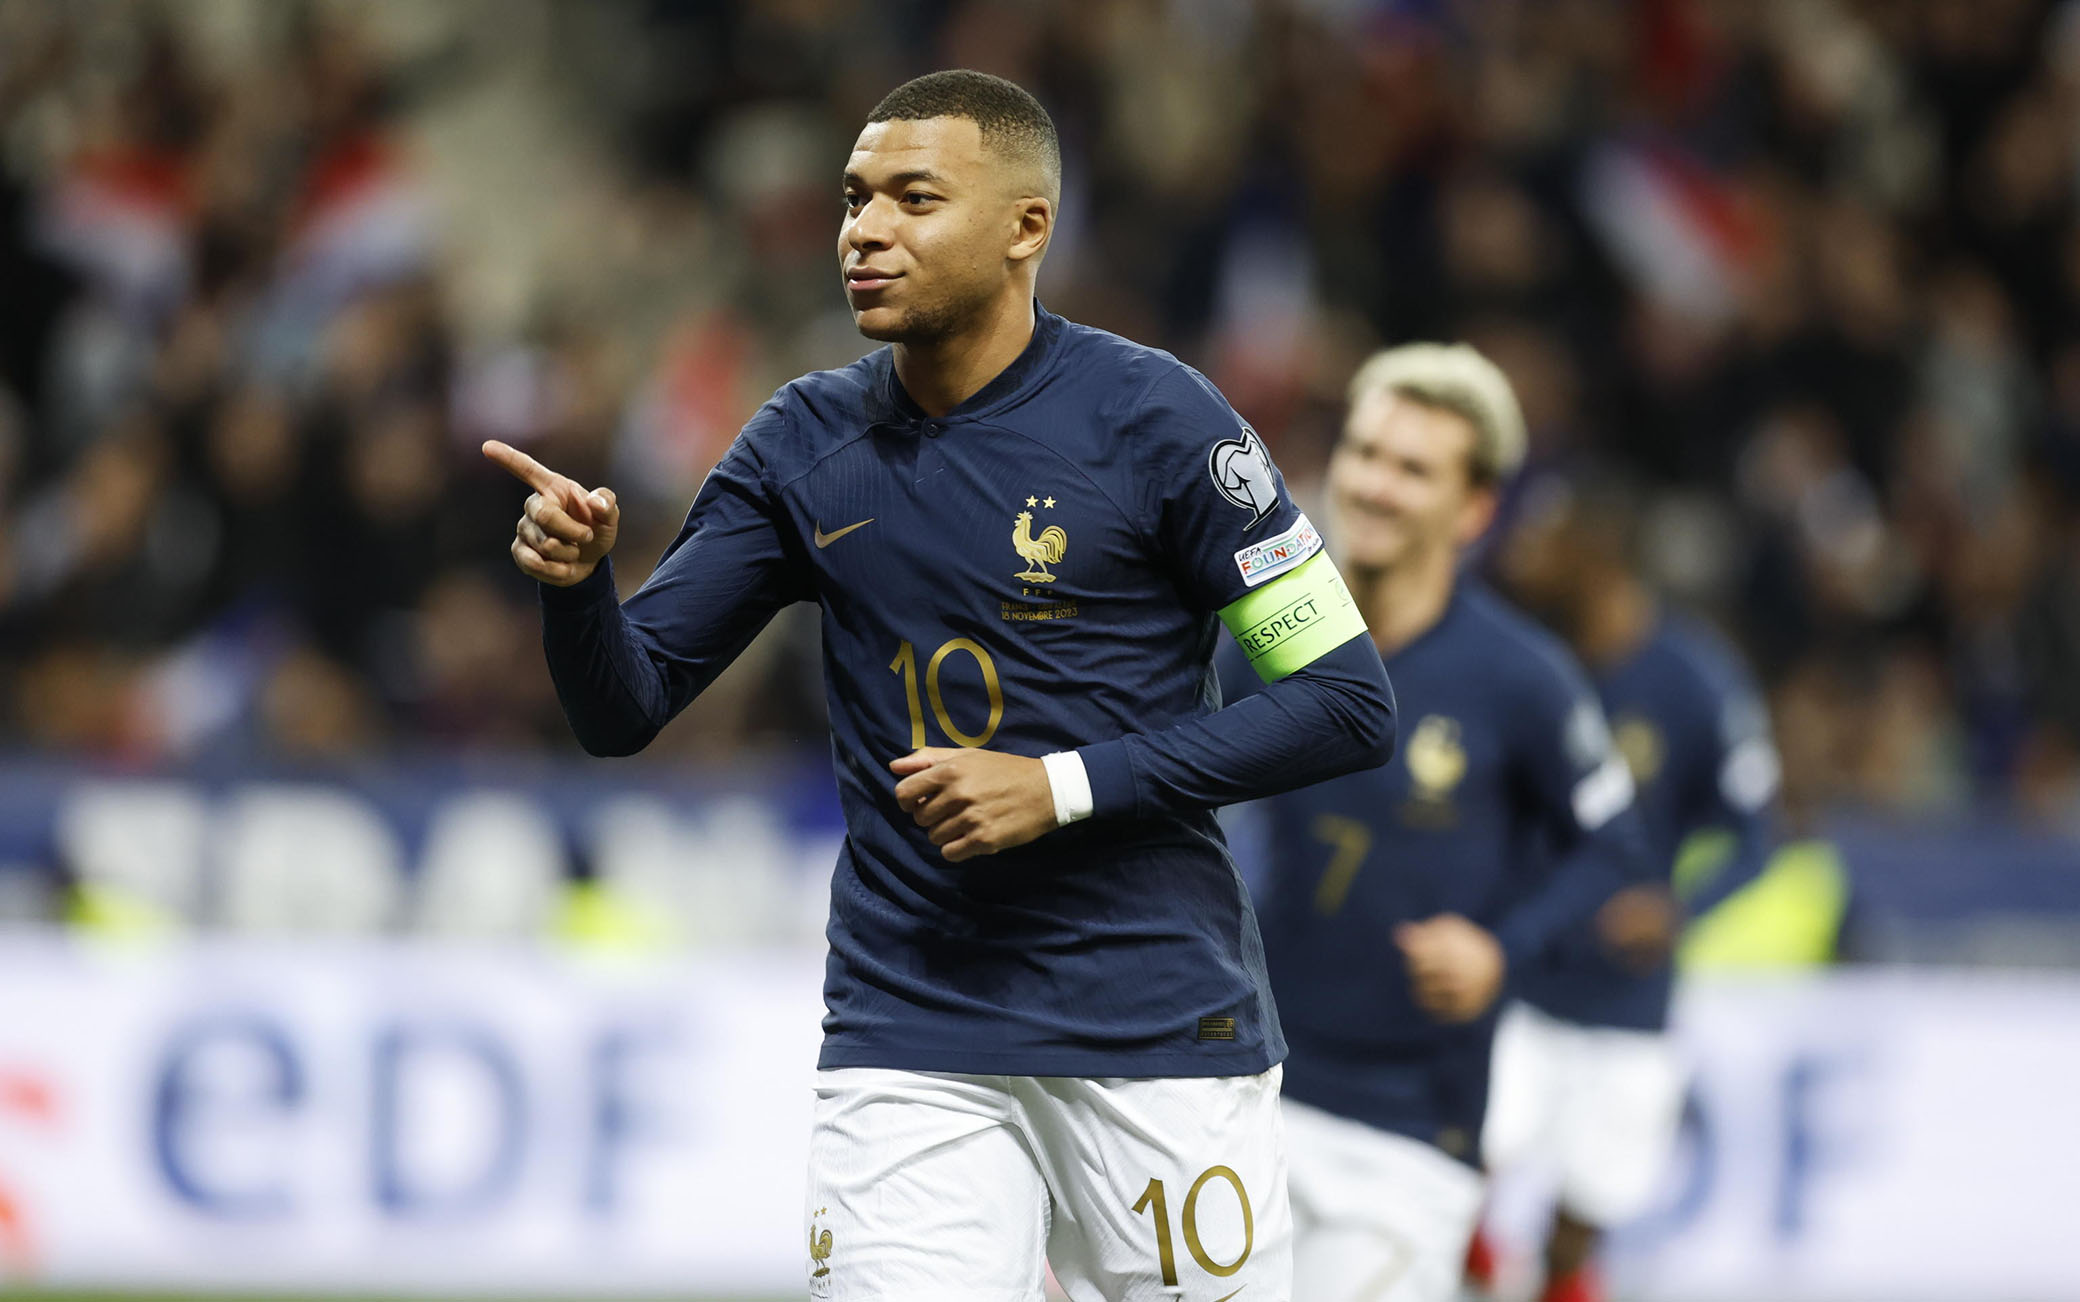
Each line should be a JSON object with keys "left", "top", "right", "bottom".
{"left": 1133, "top": 1166, "right": 1254, "bottom": 1286}
{"left": 889, "top": 638, "right": 1004, "bottom": 748}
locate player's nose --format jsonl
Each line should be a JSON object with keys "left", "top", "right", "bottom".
{"left": 1336, "top": 469, "right": 1399, "bottom": 516}
{"left": 845, "top": 199, "right": 894, "bottom": 251}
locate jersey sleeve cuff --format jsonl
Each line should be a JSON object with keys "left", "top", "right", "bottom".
{"left": 1040, "top": 751, "right": 1095, "bottom": 827}
{"left": 1074, "top": 738, "right": 1140, "bottom": 821}
{"left": 537, "top": 558, "right": 618, "bottom": 611}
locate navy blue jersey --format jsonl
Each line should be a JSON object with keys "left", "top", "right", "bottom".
{"left": 1515, "top": 613, "right": 1779, "bottom": 1031}
{"left": 536, "top": 305, "right": 1394, "bottom": 1077}
{"left": 1222, "top": 583, "right": 1644, "bottom": 1157}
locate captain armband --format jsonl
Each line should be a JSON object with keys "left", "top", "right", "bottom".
{"left": 1218, "top": 552, "right": 1371, "bottom": 683}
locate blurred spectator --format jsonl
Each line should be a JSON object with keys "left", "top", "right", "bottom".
{"left": 0, "top": 0, "right": 2076, "bottom": 828}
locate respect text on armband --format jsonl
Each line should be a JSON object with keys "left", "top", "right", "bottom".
{"left": 1239, "top": 596, "right": 1323, "bottom": 662}
{"left": 1218, "top": 551, "right": 1368, "bottom": 681}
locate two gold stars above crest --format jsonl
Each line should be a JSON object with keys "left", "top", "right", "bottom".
{"left": 1012, "top": 492, "right": 1067, "bottom": 582}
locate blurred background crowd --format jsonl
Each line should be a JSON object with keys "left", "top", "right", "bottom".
{"left": 4, "top": 0, "right": 2080, "bottom": 828}
{"left": 2, "top": 7, "right": 2077, "bottom": 1295}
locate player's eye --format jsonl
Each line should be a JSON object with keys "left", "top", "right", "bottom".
{"left": 842, "top": 193, "right": 864, "bottom": 212}
{"left": 903, "top": 191, "right": 937, "bottom": 206}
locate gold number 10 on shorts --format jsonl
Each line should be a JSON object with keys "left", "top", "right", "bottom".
{"left": 889, "top": 637, "right": 1003, "bottom": 748}
{"left": 1132, "top": 1165, "right": 1254, "bottom": 1286}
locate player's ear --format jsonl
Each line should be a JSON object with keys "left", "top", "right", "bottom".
{"left": 1457, "top": 483, "right": 1499, "bottom": 547}
{"left": 1007, "top": 196, "right": 1051, "bottom": 265}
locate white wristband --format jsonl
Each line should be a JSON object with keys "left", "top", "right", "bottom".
{"left": 1040, "top": 751, "right": 1095, "bottom": 827}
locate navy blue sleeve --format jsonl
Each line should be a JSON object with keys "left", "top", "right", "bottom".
{"left": 1492, "top": 661, "right": 1649, "bottom": 967}
{"left": 1073, "top": 365, "right": 1393, "bottom": 818}
{"left": 1131, "top": 364, "right": 1311, "bottom": 614}
{"left": 537, "top": 402, "right": 811, "bottom": 756}
{"left": 1680, "top": 660, "right": 1782, "bottom": 918}
{"left": 1078, "top": 635, "right": 1395, "bottom": 819}
{"left": 1212, "top": 638, "right": 1259, "bottom": 708}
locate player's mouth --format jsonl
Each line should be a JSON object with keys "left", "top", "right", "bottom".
{"left": 1339, "top": 499, "right": 1401, "bottom": 525}
{"left": 845, "top": 267, "right": 902, "bottom": 293}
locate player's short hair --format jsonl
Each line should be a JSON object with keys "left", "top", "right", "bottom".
{"left": 868, "top": 70, "right": 1061, "bottom": 205}
{"left": 1346, "top": 342, "right": 1528, "bottom": 487}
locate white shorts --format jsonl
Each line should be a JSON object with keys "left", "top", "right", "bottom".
{"left": 1481, "top": 1000, "right": 1686, "bottom": 1227}
{"left": 1284, "top": 1098, "right": 1485, "bottom": 1302}
{"left": 807, "top": 1066, "right": 1292, "bottom": 1301}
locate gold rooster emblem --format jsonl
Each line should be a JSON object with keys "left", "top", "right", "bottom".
{"left": 809, "top": 1209, "right": 833, "bottom": 1278}
{"left": 1406, "top": 715, "right": 1467, "bottom": 800}
{"left": 1614, "top": 716, "right": 1665, "bottom": 785}
{"left": 1012, "top": 510, "right": 1068, "bottom": 583}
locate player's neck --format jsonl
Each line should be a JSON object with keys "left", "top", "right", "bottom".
{"left": 1574, "top": 574, "right": 1655, "bottom": 667}
{"left": 893, "top": 293, "right": 1037, "bottom": 417}
{"left": 1349, "top": 544, "right": 1458, "bottom": 656}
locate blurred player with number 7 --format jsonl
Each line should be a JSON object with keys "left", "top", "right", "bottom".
{"left": 1218, "top": 344, "right": 1649, "bottom": 1302}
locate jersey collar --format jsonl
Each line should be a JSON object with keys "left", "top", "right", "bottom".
{"left": 880, "top": 300, "right": 1065, "bottom": 425}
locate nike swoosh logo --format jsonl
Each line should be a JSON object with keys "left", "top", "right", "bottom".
{"left": 1211, "top": 1288, "right": 1246, "bottom": 1302}
{"left": 813, "top": 518, "right": 875, "bottom": 549}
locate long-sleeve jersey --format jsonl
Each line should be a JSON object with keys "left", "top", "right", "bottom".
{"left": 1220, "top": 582, "right": 1646, "bottom": 1158}
{"left": 537, "top": 304, "right": 1395, "bottom": 1077}
{"left": 1514, "top": 612, "right": 1779, "bottom": 1031}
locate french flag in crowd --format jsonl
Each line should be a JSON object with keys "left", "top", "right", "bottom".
{"left": 1580, "top": 139, "right": 1769, "bottom": 324}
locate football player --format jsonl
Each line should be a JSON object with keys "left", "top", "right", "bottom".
{"left": 1475, "top": 467, "right": 1780, "bottom": 1302}
{"left": 1221, "top": 345, "right": 1645, "bottom": 1302}
{"left": 491, "top": 71, "right": 1396, "bottom": 1300}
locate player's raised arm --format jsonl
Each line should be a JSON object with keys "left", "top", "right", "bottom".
{"left": 484, "top": 439, "right": 621, "bottom": 587}
{"left": 495, "top": 404, "right": 811, "bottom": 757}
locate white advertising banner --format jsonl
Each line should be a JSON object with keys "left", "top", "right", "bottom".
{"left": 1489, "top": 972, "right": 2080, "bottom": 1302}
{"left": 2, "top": 940, "right": 2078, "bottom": 1298}
{"left": 0, "top": 935, "right": 827, "bottom": 1294}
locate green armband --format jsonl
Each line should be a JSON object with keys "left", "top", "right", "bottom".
{"left": 1218, "top": 552, "right": 1370, "bottom": 682}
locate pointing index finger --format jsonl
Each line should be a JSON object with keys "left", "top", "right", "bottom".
{"left": 484, "top": 439, "right": 594, "bottom": 526}
{"left": 482, "top": 439, "right": 555, "bottom": 489}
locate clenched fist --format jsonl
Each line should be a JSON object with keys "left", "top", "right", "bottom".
{"left": 1597, "top": 884, "right": 1679, "bottom": 972}
{"left": 482, "top": 439, "right": 620, "bottom": 586}
{"left": 1395, "top": 913, "right": 1506, "bottom": 1023}
{"left": 890, "top": 747, "right": 1059, "bottom": 862}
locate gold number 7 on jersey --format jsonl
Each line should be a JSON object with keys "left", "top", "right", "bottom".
{"left": 1311, "top": 814, "right": 1372, "bottom": 915}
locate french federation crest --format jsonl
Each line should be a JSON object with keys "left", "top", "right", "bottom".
{"left": 1208, "top": 425, "right": 1279, "bottom": 528}
{"left": 1614, "top": 716, "right": 1665, "bottom": 785}
{"left": 1012, "top": 507, "right": 1067, "bottom": 582}
{"left": 1406, "top": 715, "right": 1468, "bottom": 802}
{"left": 809, "top": 1207, "right": 834, "bottom": 1280}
